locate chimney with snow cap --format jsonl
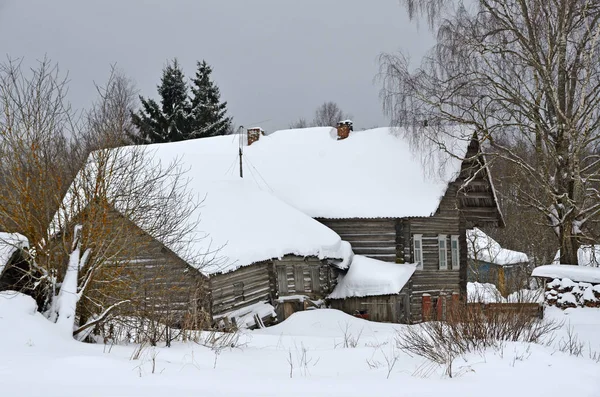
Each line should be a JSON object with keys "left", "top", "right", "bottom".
{"left": 247, "top": 127, "right": 264, "bottom": 146}
{"left": 336, "top": 120, "right": 353, "bottom": 140}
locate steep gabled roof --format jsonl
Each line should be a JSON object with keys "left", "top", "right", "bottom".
{"left": 143, "top": 126, "right": 466, "bottom": 219}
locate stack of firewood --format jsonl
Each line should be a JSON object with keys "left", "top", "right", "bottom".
{"left": 545, "top": 278, "right": 600, "bottom": 309}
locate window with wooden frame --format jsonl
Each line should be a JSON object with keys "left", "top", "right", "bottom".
{"left": 451, "top": 235, "right": 460, "bottom": 269}
{"left": 413, "top": 234, "right": 423, "bottom": 270}
{"left": 438, "top": 235, "right": 448, "bottom": 270}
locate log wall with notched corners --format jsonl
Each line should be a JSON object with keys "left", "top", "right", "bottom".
{"left": 75, "top": 205, "right": 211, "bottom": 329}
{"left": 209, "top": 261, "right": 275, "bottom": 319}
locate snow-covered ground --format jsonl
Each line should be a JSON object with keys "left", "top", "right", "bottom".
{"left": 1, "top": 291, "right": 599, "bottom": 397}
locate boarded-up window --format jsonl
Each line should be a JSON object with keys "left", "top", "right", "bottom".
{"left": 413, "top": 234, "right": 423, "bottom": 270}
{"left": 438, "top": 235, "right": 448, "bottom": 270}
{"left": 451, "top": 235, "right": 460, "bottom": 269}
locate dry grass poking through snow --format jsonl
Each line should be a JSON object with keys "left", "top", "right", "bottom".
{"left": 395, "top": 303, "right": 561, "bottom": 377}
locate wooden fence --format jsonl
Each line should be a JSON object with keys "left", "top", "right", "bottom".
{"left": 466, "top": 302, "right": 544, "bottom": 320}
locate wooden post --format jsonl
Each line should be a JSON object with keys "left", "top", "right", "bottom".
{"left": 422, "top": 293, "right": 432, "bottom": 321}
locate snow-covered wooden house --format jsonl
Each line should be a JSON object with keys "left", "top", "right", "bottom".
{"left": 467, "top": 228, "right": 529, "bottom": 296}
{"left": 63, "top": 124, "right": 502, "bottom": 326}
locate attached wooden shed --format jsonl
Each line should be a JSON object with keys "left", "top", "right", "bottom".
{"left": 327, "top": 256, "right": 416, "bottom": 323}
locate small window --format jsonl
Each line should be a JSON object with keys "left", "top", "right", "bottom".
{"left": 439, "top": 235, "right": 448, "bottom": 270}
{"left": 413, "top": 234, "right": 423, "bottom": 270}
{"left": 451, "top": 235, "right": 460, "bottom": 269}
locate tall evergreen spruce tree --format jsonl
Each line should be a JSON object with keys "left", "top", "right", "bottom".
{"left": 131, "top": 59, "right": 192, "bottom": 143}
{"left": 189, "top": 61, "right": 232, "bottom": 137}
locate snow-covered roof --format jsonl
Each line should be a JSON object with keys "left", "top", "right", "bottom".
{"left": 328, "top": 256, "right": 416, "bottom": 299}
{"left": 193, "top": 180, "right": 350, "bottom": 275}
{"left": 0, "top": 233, "right": 29, "bottom": 275}
{"left": 553, "top": 245, "right": 600, "bottom": 267}
{"left": 531, "top": 264, "right": 600, "bottom": 284}
{"left": 142, "top": 127, "right": 465, "bottom": 219}
{"left": 61, "top": 126, "right": 472, "bottom": 275}
{"left": 467, "top": 228, "right": 528, "bottom": 266}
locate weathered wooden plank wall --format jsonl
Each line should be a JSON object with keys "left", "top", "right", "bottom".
{"left": 210, "top": 261, "right": 274, "bottom": 318}
{"left": 316, "top": 218, "right": 397, "bottom": 262}
{"left": 328, "top": 291, "right": 410, "bottom": 323}
{"left": 274, "top": 255, "right": 335, "bottom": 298}
{"left": 90, "top": 207, "right": 210, "bottom": 327}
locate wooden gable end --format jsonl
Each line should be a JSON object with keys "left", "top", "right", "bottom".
{"left": 438, "top": 135, "right": 504, "bottom": 228}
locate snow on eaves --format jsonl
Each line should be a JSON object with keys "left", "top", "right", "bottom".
{"left": 0, "top": 233, "right": 29, "bottom": 276}
{"left": 467, "top": 228, "right": 528, "bottom": 266}
{"left": 328, "top": 256, "right": 416, "bottom": 299}
{"left": 195, "top": 180, "right": 349, "bottom": 275}
{"left": 531, "top": 264, "right": 600, "bottom": 284}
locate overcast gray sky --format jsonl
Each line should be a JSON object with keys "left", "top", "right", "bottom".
{"left": 0, "top": 0, "right": 434, "bottom": 132}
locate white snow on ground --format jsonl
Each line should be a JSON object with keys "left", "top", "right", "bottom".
{"left": 554, "top": 245, "right": 600, "bottom": 267}
{"left": 467, "top": 282, "right": 504, "bottom": 303}
{"left": 532, "top": 264, "right": 600, "bottom": 283}
{"left": 2, "top": 291, "right": 599, "bottom": 397}
{"left": 328, "top": 256, "right": 416, "bottom": 299}
{"left": 467, "top": 228, "right": 528, "bottom": 265}
{"left": 468, "top": 282, "right": 544, "bottom": 303}
{"left": 0, "top": 232, "right": 28, "bottom": 275}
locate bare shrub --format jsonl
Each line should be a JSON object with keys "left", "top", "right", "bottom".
{"left": 338, "top": 322, "right": 363, "bottom": 348}
{"left": 396, "top": 303, "right": 560, "bottom": 377}
{"left": 557, "top": 324, "right": 584, "bottom": 357}
{"left": 287, "top": 342, "right": 319, "bottom": 378}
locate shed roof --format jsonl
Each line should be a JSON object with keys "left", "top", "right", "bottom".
{"left": 328, "top": 256, "right": 416, "bottom": 299}
{"left": 467, "top": 228, "right": 528, "bottom": 266}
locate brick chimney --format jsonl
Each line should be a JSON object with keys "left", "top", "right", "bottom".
{"left": 247, "top": 127, "right": 264, "bottom": 146}
{"left": 336, "top": 120, "right": 353, "bottom": 140}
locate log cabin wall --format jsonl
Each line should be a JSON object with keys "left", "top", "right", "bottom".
{"left": 328, "top": 282, "right": 411, "bottom": 323}
{"left": 316, "top": 218, "right": 397, "bottom": 262}
{"left": 406, "top": 213, "right": 463, "bottom": 323}
{"left": 274, "top": 255, "right": 336, "bottom": 299}
{"left": 209, "top": 261, "right": 275, "bottom": 318}
{"left": 91, "top": 208, "right": 210, "bottom": 327}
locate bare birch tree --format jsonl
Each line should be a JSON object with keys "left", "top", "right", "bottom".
{"left": 380, "top": 0, "right": 600, "bottom": 265}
